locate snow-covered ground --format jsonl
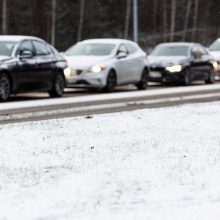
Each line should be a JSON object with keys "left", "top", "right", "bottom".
{"left": 1, "top": 102, "right": 220, "bottom": 220}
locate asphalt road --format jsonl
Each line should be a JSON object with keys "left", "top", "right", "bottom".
{"left": 1, "top": 81, "right": 220, "bottom": 124}
{"left": 5, "top": 82, "right": 206, "bottom": 101}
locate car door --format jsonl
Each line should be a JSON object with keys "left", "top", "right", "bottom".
{"left": 15, "top": 40, "right": 39, "bottom": 91}
{"left": 126, "top": 43, "right": 145, "bottom": 82}
{"left": 197, "top": 44, "right": 212, "bottom": 79}
{"left": 191, "top": 45, "right": 209, "bottom": 80}
{"left": 32, "top": 40, "right": 55, "bottom": 90}
{"left": 114, "top": 44, "right": 133, "bottom": 84}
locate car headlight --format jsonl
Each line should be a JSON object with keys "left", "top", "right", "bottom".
{"left": 90, "top": 64, "right": 106, "bottom": 73}
{"left": 212, "top": 61, "right": 218, "bottom": 71}
{"left": 64, "top": 67, "right": 71, "bottom": 79}
{"left": 166, "top": 64, "right": 182, "bottom": 73}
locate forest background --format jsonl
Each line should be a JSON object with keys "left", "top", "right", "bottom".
{"left": 0, "top": 0, "right": 219, "bottom": 51}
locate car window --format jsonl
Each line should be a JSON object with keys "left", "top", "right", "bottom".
{"left": 126, "top": 43, "right": 138, "bottom": 54}
{"left": 49, "top": 45, "right": 59, "bottom": 55}
{"left": 118, "top": 44, "right": 129, "bottom": 54}
{"left": 32, "top": 40, "right": 51, "bottom": 56}
{"left": 192, "top": 45, "right": 206, "bottom": 55}
{"left": 197, "top": 45, "right": 208, "bottom": 55}
{"left": 19, "top": 40, "right": 34, "bottom": 54}
{"left": 209, "top": 40, "right": 220, "bottom": 51}
{"left": 0, "top": 41, "right": 16, "bottom": 56}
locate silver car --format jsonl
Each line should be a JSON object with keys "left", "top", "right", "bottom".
{"left": 64, "top": 39, "right": 149, "bottom": 92}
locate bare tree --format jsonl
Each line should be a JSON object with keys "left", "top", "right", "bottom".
{"left": 77, "top": 0, "right": 85, "bottom": 42}
{"left": 162, "top": 0, "right": 168, "bottom": 42}
{"left": 191, "top": 0, "right": 199, "bottom": 42}
{"left": 170, "top": 0, "right": 176, "bottom": 42}
{"left": 51, "top": 0, "right": 56, "bottom": 46}
{"left": 2, "top": 0, "right": 7, "bottom": 34}
{"left": 124, "top": 0, "right": 131, "bottom": 39}
{"left": 182, "top": 0, "right": 192, "bottom": 41}
{"left": 153, "top": 0, "right": 158, "bottom": 36}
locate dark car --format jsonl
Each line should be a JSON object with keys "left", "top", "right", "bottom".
{"left": 0, "top": 35, "right": 67, "bottom": 101}
{"left": 148, "top": 42, "right": 216, "bottom": 85}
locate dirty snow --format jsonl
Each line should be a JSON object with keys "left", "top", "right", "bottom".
{"left": 1, "top": 102, "right": 220, "bottom": 220}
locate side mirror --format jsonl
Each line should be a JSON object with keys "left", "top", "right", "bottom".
{"left": 116, "top": 51, "right": 127, "bottom": 59}
{"left": 192, "top": 51, "right": 202, "bottom": 59}
{"left": 19, "top": 50, "right": 33, "bottom": 59}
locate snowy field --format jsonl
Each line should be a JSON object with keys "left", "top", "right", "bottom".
{"left": 1, "top": 102, "right": 220, "bottom": 220}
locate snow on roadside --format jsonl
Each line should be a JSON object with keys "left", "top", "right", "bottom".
{"left": 1, "top": 102, "right": 220, "bottom": 220}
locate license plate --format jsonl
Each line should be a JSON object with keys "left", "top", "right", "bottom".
{"left": 150, "top": 71, "right": 162, "bottom": 77}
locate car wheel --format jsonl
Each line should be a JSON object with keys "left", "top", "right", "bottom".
{"left": 136, "top": 68, "right": 148, "bottom": 90}
{"left": 0, "top": 73, "right": 11, "bottom": 101}
{"left": 205, "top": 68, "right": 215, "bottom": 84}
{"left": 183, "top": 69, "right": 191, "bottom": 86}
{"left": 49, "top": 73, "right": 65, "bottom": 97}
{"left": 104, "top": 70, "right": 116, "bottom": 92}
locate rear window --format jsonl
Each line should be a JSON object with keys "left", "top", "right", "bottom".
{"left": 33, "top": 41, "right": 51, "bottom": 56}
{"left": 126, "top": 43, "right": 138, "bottom": 54}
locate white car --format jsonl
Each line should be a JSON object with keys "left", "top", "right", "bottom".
{"left": 64, "top": 39, "right": 149, "bottom": 92}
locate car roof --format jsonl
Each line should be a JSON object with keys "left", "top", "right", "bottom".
{"left": 0, "top": 35, "right": 45, "bottom": 42}
{"left": 157, "top": 42, "right": 197, "bottom": 47}
{"left": 79, "top": 38, "right": 137, "bottom": 45}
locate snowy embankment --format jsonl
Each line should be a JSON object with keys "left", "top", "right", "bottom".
{"left": 1, "top": 102, "right": 220, "bottom": 220}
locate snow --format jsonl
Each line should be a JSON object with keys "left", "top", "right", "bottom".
{"left": 1, "top": 102, "right": 220, "bottom": 220}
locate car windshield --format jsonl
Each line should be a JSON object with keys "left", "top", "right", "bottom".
{"left": 0, "top": 41, "right": 16, "bottom": 56}
{"left": 65, "top": 43, "right": 116, "bottom": 56}
{"left": 209, "top": 40, "right": 220, "bottom": 51}
{"left": 151, "top": 45, "right": 189, "bottom": 57}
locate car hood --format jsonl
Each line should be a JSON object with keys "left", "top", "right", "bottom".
{"left": 0, "top": 55, "right": 11, "bottom": 62}
{"left": 148, "top": 56, "right": 189, "bottom": 67}
{"left": 209, "top": 51, "right": 220, "bottom": 61}
{"left": 65, "top": 55, "right": 111, "bottom": 69}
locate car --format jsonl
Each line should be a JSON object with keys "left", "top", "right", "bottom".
{"left": 64, "top": 38, "right": 149, "bottom": 92}
{"left": 148, "top": 42, "right": 217, "bottom": 85}
{"left": 209, "top": 38, "right": 220, "bottom": 74}
{"left": 0, "top": 35, "right": 67, "bottom": 101}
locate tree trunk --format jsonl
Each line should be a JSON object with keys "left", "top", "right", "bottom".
{"left": 191, "top": 0, "right": 199, "bottom": 42}
{"left": 77, "top": 0, "right": 85, "bottom": 42}
{"left": 153, "top": 0, "right": 158, "bottom": 36}
{"left": 124, "top": 0, "right": 131, "bottom": 39}
{"left": 170, "top": 0, "right": 176, "bottom": 42}
{"left": 51, "top": 0, "right": 56, "bottom": 46}
{"left": 2, "top": 0, "right": 7, "bottom": 34}
{"left": 162, "top": 0, "right": 167, "bottom": 42}
{"left": 182, "top": 0, "right": 192, "bottom": 41}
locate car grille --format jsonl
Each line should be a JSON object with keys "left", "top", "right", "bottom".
{"left": 150, "top": 67, "right": 165, "bottom": 72}
{"left": 76, "top": 70, "right": 82, "bottom": 75}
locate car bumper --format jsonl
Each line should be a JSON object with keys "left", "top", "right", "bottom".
{"left": 65, "top": 71, "right": 107, "bottom": 88}
{"left": 149, "top": 67, "right": 185, "bottom": 83}
{"left": 214, "top": 63, "right": 220, "bottom": 74}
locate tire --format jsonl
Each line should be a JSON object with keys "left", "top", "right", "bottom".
{"left": 104, "top": 70, "right": 116, "bottom": 92}
{"left": 183, "top": 69, "right": 191, "bottom": 86}
{"left": 49, "top": 73, "right": 65, "bottom": 97}
{"left": 205, "top": 68, "right": 215, "bottom": 84}
{"left": 136, "top": 69, "right": 148, "bottom": 90}
{"left": 0, "top": 73, "right": 11, "bottom": 101}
